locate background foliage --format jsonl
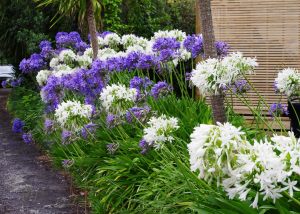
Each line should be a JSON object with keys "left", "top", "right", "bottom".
{"left": 0, "top": 0, "right": 196, "bottom": 67}
{"left": 0, "top": 0, "right": 75, "bottom": 67}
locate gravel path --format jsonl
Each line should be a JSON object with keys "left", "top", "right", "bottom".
{"left": 0, "top": 89, "right": 81, "bottom": 214}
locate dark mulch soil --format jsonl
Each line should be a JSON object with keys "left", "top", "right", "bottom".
{"left": 0, "top": 89, "right": 85, "bottom": 214}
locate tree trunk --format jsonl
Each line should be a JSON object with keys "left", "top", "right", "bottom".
{"left": 198, "top": 0, "right": 226, "bottom": 124}
{"left": 86, "top": 0, "right": 98, "bottom": 60}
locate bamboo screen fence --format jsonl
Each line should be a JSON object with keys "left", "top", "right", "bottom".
{"left": 200, "top": 0, "right": 300, "bottom": 128}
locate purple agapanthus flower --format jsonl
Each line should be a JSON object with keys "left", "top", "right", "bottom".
{"left": 152, "top": 38, "right": 181, "bottom": 52}
{"left": 81, "top": 123, "right": 97, "bottom": 139}
{"left": 106, "top": 114, "right": 119, "bottom": 128}
{"left": 106, "top": 143, "right": 119, "bottom": 155}
{"left": 137, "top": 54, "right": 156, "bottom": 70}
{"left": 40, "top": 46, "right": 54, "bottom": 59}
{"left": 129, "top": 76, "right": 153, "bottom": 91}
{"left": 44, "top": 119, "right": 54, "bottom": 133}
{"left": 274, "top": 81, "right": 280, "bottom": 93}
{"left": 1, "top": 80, "right": 7, "bottom": 88}
{"left": 152, "top": 38, "right": 181, "bottom": 62}
{"left": 55, "top": 31, "right": 82, "bottom": 49}
{"left": 231, "top": 80, "right": 250, "bottom": 94}
{"left": 10, "top": 78, "right": 22, "bottom": 88}
{"left": 39, "top": 40, "right": 52, "bottom": 50}
{"left": 61, "top": 130, "right": 72, "bottom": 145}
{"left": 63, "top": 68, "right": 105, "bottom": 104}
{"left": 183, "top": 35, "right": 203, "bottom": 58}
{"left": 269, "top": 103, "right": 289, "bottom": 118}
{"left": 185, "top": 72, "right": 192, "bottom": 81}
{"left": 62, "top": 159, "right": 74, "bottom": 168}
{"left": 19, "top": 53, "right": 46, "bottom": 74}
{"left": 75, "top": 41, "right": 89, "bottom": 53}
{"left": 12, "top": 118, "right": 25, "bottom": 133}
{"left": 88, "top": 31, "right": 111, "bottom": 41}
{"left": 125, "top": 106, "right": 151, "bottom": 123}
{"left": 151, "top": 81, "right": 173, "bottom": 99}
{"left": 41, "top": 75, "right": 62, "bottom": 111}
{"left": 215, "top": 41, "right": 229, "bottom": 58}
{"left": 139, "top": 139, "right": 150, "bottom": 154}
{"left": 125, "top": 51, "right": 141, "bottom": 71}
{"left": 22, "top": 133, "right": 33, "bottom": 144}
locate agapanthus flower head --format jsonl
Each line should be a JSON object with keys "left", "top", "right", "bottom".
{"left": 61, "top": 130, "right": 73, "bottom": 145}
{"left": 151, "top": 81, "right": 173, "bottom": 99}
{"left": 61, "top": 68, "right": 105, "bottom": 104}
{"left": 188, "top": 122, "right": 248, "bottom": 180}
{"left": 215, "top": 41, "right": 229, "bottom": 58}
{"left": 81, "top": 123, "right": 97, "bottom": 139}
{"left": 122, "top": 34, "right": 148, "bottom": 49}
{"left": 106, "top": 143, "right": 119, "bottom": 154}
{"left": 19, "top": 53, "right": 46, "bottom": 74}
{"left": 225, "top": 79, "right": 250, "bottom": 94}
{"left": 188, "top": 122, "right": 300, "bottom": 207}
{"left": 58, "top": 49, "right": 77, "bottom": 66}
{"left": 75, "top": 41, "right": 89, "bottom": 53}
{"left": 12, "top": 118, "right": 25, "bottom": 133}
{"left": 191, "top": 52, "right": 257, "bottom": 95}
{"left": 40, "top": 75, "right": 62, "bottom": 110}
{"left": 62, "top": 159, "right": 74, "bottom": 168}
{"left": 22, "top": 133, "right": 33, "bottom": 144}
{"left": 1, "top": 80, "right": 7, "bottom": 88}
{"left": 137, "top": 53, "right": 156, "bottom": 70}
{"left": 152, "top": 37, "right": 181, "bottom": 52}
{"left": 99, "top": 31, "right": 113, "bottom": 38}
{"left": 98, "top": 33, "right": 121, "bottom": 49}
{"left": 39, "top": 40, "right": 53, "bottom": 59}
{"left": 56, "top": 31, "right": 82, "bottom": 49}
{"left": 125, "top": 106, "right": 151, "bottom": 123}
{"left": 10, "top": 78, "right": 22, "bottom": 88}
{"left": 274, "top": 68, "right": 300, "bottom": 97}
{"left": 44, "top": 119, "right": 55, "bottom": 133}
{"left": 152, "top": 29, "right": 187, "bottom": 42}
{"left": 100, "top": 84, "right": 138, "bottom": 115}
{"left": 141, "top": 114, "right": 179, "bottom": 150}
{"left": 269, "top": 103, "right": 288, "bottom": 118}
{"left": 36, "top": 70, "right": 52, "bottom": 86}
{"left": 106, "top": 114, "right": 121, "bottom": 128}
{"left": 125, "top": 51, "right": 141, "bottom": 71}
{"left": 183, "top": 34, "right": 203, "bottom": 58}
{"left": 40, "top": 45, "right": 54, "bottom": 59}
{"left": 129, "top": 76, "right": 153, "bottom": 91}
{"left": 139, "top": 139, "right": 150, "bottom": 154}
{"left": 39, "top": 40, "right": 52, "bottom": 50}
{"left": 54, "top": 100, "right": 93, "bottom": 131}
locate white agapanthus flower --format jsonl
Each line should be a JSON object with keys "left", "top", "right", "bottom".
{"left": 36, "top": 69, "right": 52, "bottom": 86}
{"left": 126, "top": 45, "right": 146, "bottom": 54}
{"left": 274, "top": 68, "right": 300, "bottom": 97}
{"left": 52, "top": 64, "right": 76, "bottom": 77}
{"left": 98, "top": 33, "right": 121, "bottom": 49}
{"left": 83, "top": 48, "right": 93, "bottom": 58}
{"left": 188, "top": 122, "right": 249, "bottom": 183}
{"left": 152, "top": 29, "right": 187, "bottom": 42}
{"left": 58, "top": 49, "right": 77, "bottom": 66}
{"left": 188, "top": 122, "right": 300, "bottom": 208}
{"left": 77, "top": 54, "right": 92, "bottom": 68}
{"left": 190, "top": 52, "right": 257, "bottom": 95}
{"left": 54, "top": 100, "right": 93, "bottom": 131}
{"left": 142, "top": 115, "right": 179, "bottom": 149}
{"left": 97, "top": 48, "right": 117, "bottom": 60}
{"left": 99, "top": 84, "right": 137, "bottom": 115}
{"left": 49, "top": 57, "right": 59, "bottom": 69}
